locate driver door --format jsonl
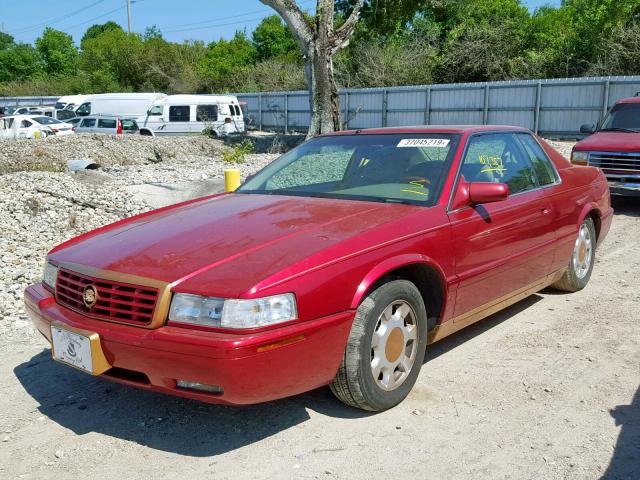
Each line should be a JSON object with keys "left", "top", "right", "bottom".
{"left": 448, "top": 132, "right": 556, "bottom": 319}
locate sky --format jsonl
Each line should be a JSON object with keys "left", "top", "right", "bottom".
{"left": 2, "top": 0, "right": 562, "bottom": 46}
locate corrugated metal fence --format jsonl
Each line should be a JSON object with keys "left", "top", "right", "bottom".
{"left": 236, "top": 76, "right": 640, "bottom": 138}
{"left": 2, "top": 76, "right": 639, "bottom": 138}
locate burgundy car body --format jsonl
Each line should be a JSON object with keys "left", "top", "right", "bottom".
{"left": 572, "top": 95, "right": 640, "bottom": 196}
{"left": 25, "top": 126, "right": 613, "bottom": 405}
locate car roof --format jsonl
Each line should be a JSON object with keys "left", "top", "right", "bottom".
{"left": 616, "top": 95, "right": 640, "bottom": 104}
{"left": 327, "top": 125, "right": 531, "bottom": 136}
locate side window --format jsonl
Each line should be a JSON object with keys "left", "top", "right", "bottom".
{"left": 196, "top": 105, "right": 218, "bottom": 122}
{"left": 80, "top": 118, "right": 96, "bottom": 128}
{"left": 169, "top": 105, "right": 190, "bottom": 122}
{"left": 76, "top": 103, "right": 91, "bottom": 116}
{"left": 148, "top": 105, "right": 163, "bottom": 116}
{"left": 20, "top": 120, "right": 32, "bottom": 128}
{"left": 98, "top": 118, "right": 117, "bottom": 129}
{"left": 122, "top": 119, "right": 138, "bottom": 131}
{"left": 461, "top": 133, "right": 537, "bottom": 195}
{"left": 516, "top": 134, "right": 559, "bottom": 186}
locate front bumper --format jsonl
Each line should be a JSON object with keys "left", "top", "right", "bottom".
{"left": 25, "top": 283, "right": 354, "bottom": 405}
{"left": 605, "top": 173, "right": 640, "bottom": 197}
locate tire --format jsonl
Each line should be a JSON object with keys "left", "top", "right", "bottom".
{"left": 330, "top": 279, "right": 428, "bottom": 411}
{"left": 552, "top": 216, "right": 596, "bottom": 292}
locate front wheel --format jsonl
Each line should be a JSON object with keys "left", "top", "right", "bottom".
{"left": 552, "top": 217, "right": 596, "bottom": 292}
{"left": 330, "top": 279, "right": 428, "bottom": 411}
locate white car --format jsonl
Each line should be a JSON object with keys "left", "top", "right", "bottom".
{"left": 29, "top": 116, "right": 74, "bottom": 136}
{"left": 0, "top": 115, "right": 74, "bottom": 139}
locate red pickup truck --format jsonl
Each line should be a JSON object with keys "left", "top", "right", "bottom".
{"left": 572, "top": 94, "right": 640, "bottom": 196}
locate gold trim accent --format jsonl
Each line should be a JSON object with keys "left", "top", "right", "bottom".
{"left": 427, "top": 268, "right": 566, "bottom": 344}
{"left": 50, "top": 321, "right": 111, "bottom": 375}
{"left": 58, "top": 262, "right": 172, "bottom": 329}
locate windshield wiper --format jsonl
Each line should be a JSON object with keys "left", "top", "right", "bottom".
{"left": 599, "top": 127, "right": 638, "bottom": 133}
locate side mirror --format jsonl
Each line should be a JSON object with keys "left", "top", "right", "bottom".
{"left": 580, "top": 123, "right": 596, "bottom": 134}
{"left": 450, "top": 177, "right": 509, "bottom": 210}
{"left": 468, "top": 182, "right": 509, "bottom": 204}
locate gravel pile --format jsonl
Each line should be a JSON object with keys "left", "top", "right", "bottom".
{"left": 0, "top": 134, "right": 230, "bottom": 173}
{"left": 0, "top": 146, "right": 278, "bottom": 344}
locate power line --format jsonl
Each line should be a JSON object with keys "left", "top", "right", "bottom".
{"left": 159, "top": 0, "right": 315, "bottom": 33}
{"left": 10, "top": 0, "right": 106, "bottom": 34}
{"left": 56, "top": 5, "right": 127, "bottom": 33}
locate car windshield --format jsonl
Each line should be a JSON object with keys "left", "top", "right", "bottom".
{"left": 32, "top": 116, "right": 62, "bottom": 125}
{"left": 600, "top": 103, "right": 640, "bottom": 132}
{"left": 238, "top": 133, "right": 460, "bottom": 206}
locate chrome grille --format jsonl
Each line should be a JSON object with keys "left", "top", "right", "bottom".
{"left": 589, "top": 151, "right": 640, "bottom": 172}
{"left": 56, "top": 268, "right": 159, "bottom": 326}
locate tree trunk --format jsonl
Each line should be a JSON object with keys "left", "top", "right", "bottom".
{"left": 307, "top": 48, "right": 341, "bottom": 137}
{"left": 259, "top": 0, "right": 363, "bottom": 139}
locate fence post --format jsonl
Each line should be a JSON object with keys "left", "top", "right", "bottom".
{"left": 424, "top": 87, "right": 431, "bottom": 125}
{"left": 534, "top": 81, "right": 542, "bottom": 134}
{"left": 258, "top": 94, "right": 263, "bottom": 131}
{"left": 382, "top": 89, "right": 388, "bottom": 127}
{"left": 482, "top": 84, "right": 490, "bottom": 125}
{"left": 602, "top": 79, "right": 611, "bottom": 120}
{"left": 344, "top": 91, "right": 350, "bottom": 129}
{"left": 284, "top": 93, "right": 289, "bottom": 134}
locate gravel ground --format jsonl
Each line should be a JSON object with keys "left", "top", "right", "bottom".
{"left": 0, "top": 136, "right": 638, "bottom": 480}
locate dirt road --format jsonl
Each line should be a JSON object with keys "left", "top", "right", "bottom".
{"left": 1, "top": 197, "right": 638, "bottom": 480}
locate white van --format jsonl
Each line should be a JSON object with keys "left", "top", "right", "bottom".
{"left": 74, "top": 93, "right": 168, "bottom": 120}
{"left": 139, "top": 94, "right": 245, "bottom": 137}
{"left": 55, "top": 94, "right": 91, "bottom": 111}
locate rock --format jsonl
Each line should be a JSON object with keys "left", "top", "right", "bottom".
{"left": 54, "top": 449, "right": 64, "bottom": 459}
{"left": 411, "top": 409, "right": 425, "bottom": 416}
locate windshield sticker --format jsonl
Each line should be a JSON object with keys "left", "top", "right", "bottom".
{"left": 479, "top": 155, "right": 506, "bottom": 173}
{"left": 397, "top": 138, "right": 450, "bottom": 148}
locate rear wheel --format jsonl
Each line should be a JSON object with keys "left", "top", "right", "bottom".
{"left": 552, "top": 217, "right": 596, "bottom": 292}
{"left": 330, "top": 279, "right": 428, "bottom": 411}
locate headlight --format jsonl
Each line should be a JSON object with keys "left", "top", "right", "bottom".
{"left": 42, "top": 261, "right": 59, "bottom": 290}
{"left": 571, "top": 150, "right": 589, "bottom": 164}
{"left": 168, "top": 293, "right": 297, "bottom": 329}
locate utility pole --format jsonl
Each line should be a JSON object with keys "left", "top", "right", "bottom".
{"left": 126, "top": 0, "right": 133, "bottom": 33}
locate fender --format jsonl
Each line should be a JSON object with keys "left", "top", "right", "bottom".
{"left": 350, "top": 253, "right": 448, "bottom": 309}
{"left": 577, "top": 201, "right": 601, "bottom": 235}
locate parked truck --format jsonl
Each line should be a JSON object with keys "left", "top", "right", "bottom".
{"left": 572, "top": 93, "right": 640, "bottom": 196}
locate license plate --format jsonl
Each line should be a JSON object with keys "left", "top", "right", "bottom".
{"left": 51, "top": 325, "right": 94, "bottom": 374}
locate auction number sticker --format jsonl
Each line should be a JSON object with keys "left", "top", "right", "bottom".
{"left": 397, "top": 138, "right": 450, "bottom": 148}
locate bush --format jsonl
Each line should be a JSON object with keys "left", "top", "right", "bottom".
{"left": 222, "top": 139, "right": 254, "bottom": 163}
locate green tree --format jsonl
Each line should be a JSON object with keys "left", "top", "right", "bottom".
{"left": 197, "top": 31, "right": 257, "bottom": 91}
{"left": 0, "top": 32, "right": 14, "bottom": 50}
{"left": 35, "top": 27, "right": 78, "bottom": 76}
{"left": 80, "top": 21, "right": 124, "bottom": 49}
{"left": 252, "top": 15, "right": 299, "bottom": 61}
{"left": 0, "top": 43, "right": 42, "bottom": 82}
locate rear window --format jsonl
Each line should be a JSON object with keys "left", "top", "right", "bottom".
{"left": 98, "top": 118, "right": 117, "bottom": 129}
{"left": 80, "top": 118, "right": 96, "bottom": 128}
{"left": 196, "top": 105, "right": 218, "bottom": 122}
{"left": 33, "top": 116, "right": 60, "bottom": 125}
{"left": 169, "top": 105, "right": 190, "bottom": 122}
{"left": 122, "top": 119, "right": 138, "bottom": 131}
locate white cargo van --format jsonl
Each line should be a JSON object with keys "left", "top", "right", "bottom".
{"left": 55, "top": 94, "right": 91, "bottom": 111}
{"left": 74, "top": 93, "right": 168, "bottom": 120}
{"left": 139, "top": 94, "right": 245, "bottom": 137}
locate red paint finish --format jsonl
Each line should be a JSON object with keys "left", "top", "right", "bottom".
{"left": 26, "top": 125, "right": 612, "bottom": 405}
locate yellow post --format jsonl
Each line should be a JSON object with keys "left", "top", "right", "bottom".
{"left": 224, "top": 169, "right": 241, "bottom": 192}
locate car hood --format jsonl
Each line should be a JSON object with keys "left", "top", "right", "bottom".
{"left": 574, "top": 131, "right": 640, "bottom": 153}
{"left": 49, "top": 193, "right": 417, "bottom": 297}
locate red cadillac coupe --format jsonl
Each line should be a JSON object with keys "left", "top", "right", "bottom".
{"left": 25, "top": 126, "right": 612, "bottom": 411}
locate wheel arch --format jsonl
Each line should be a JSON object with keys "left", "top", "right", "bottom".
{"left": 351, "top": 255, "right": 447, "bottom": 331}
{"left": 578, "top": 202, "right": 602, "bottom": 241}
